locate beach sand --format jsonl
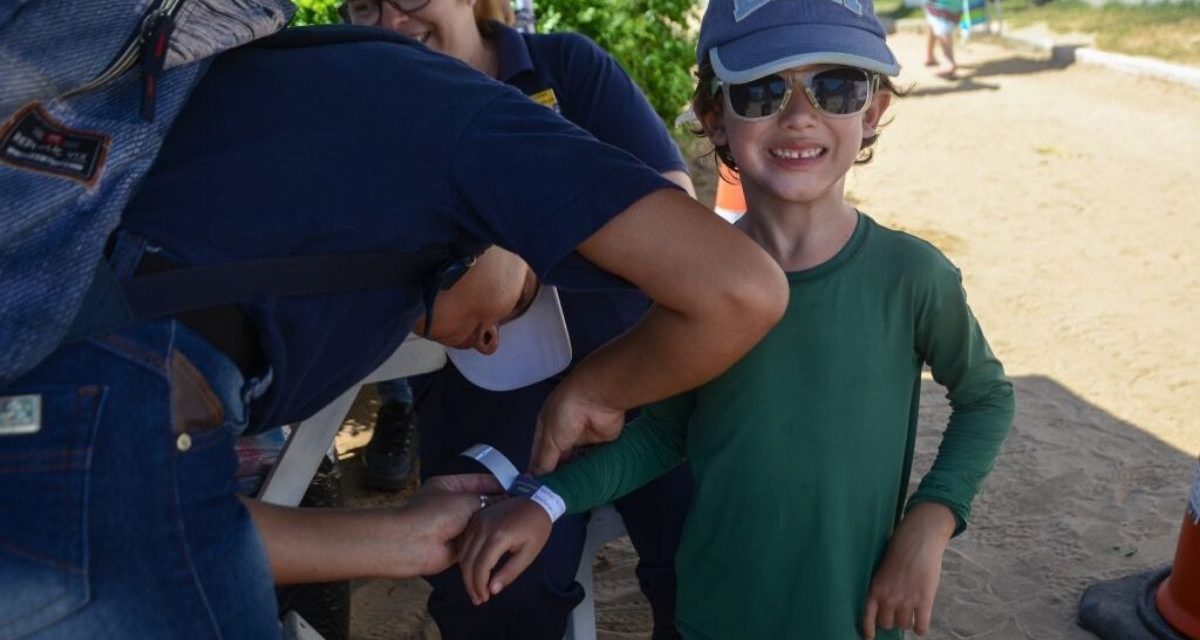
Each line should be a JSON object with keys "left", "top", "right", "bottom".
{"left": 337, "top": 30, "right": 1200, "bottom": 639}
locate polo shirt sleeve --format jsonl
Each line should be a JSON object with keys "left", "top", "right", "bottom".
{"left": 906, "top": 259, "right": 1015, "bottom": 535}
{"left": 542, "top": 390, "right": 693, "bottom": 514}
{"left": 448, "top": 89, "right": 676, "bottom": 282}
{"left": 545, "top": 33, "right": 688, "bottom": 175}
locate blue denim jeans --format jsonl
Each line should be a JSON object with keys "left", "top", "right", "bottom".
{"left": 0, "top": 320, "right": 280, "bottom": 639}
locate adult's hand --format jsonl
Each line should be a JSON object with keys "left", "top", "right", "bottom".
{"left": 530, "top": 377, "right": 624, "bottom": 474}
{"left": 529, "top": 188, "right": 788, "bottom": 473}
{"left": 245, "top": 473, "right": 503, "bottom": 584}
{"left": 400, "top": 473, "right": 506, "bottom": 576}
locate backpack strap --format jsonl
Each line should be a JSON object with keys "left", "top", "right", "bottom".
{"left": 63, "top": 244, "right": 488, "bottom": 345}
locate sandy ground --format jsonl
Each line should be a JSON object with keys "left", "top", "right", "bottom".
{"left": 336, "top": 30, "right": 1200, "bottom": 640}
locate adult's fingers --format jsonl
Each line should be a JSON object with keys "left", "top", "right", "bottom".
{"left": 425, "top": 473, "right": 503, "bottom": 494}
{"left": 530, "top": 418, "right": 564, "bottom": 475}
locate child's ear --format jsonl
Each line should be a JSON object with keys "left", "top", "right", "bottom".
{"left": 862, "top": 91, "right": 893, "bottom": 139}
{"left": 701, "top": 107, "right": 729, "bottom": 148}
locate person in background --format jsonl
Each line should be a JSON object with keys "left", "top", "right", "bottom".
{"left": 923, "top": 0, "right": 962, "bottom": 78}
{"left": 457, "top": 0, "right": 1015, "bottom": 638}
{"left": 342, "top": 0, "right": 697, "bottom": 637}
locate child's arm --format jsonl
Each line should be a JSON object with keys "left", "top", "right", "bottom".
{"left": 860, "top": 502, "right": 957, "bottom": 638}
{"left": 909, "top": 262, "right": 1014, "bottom": 533}
{"left": 863, "top": 259, "right": 1014, "bottom": 637}
{"left": 459, "top": 392, "right": 694, "bottom": 605}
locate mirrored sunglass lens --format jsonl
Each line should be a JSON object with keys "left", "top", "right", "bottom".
{"left": 811, "top": 70, "right": 871, "bottom": 115}
{"left": 728, "top": 76, "right": 789, "bottom": 118}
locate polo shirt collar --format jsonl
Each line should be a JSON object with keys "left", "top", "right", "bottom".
{"left": 489, "top": 21, "right": 534, "bottom": 83}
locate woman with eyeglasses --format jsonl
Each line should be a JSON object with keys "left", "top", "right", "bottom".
{"left": 342, "top": 0, "right": 699, "bottom": 638}
{"left": 457, "top": 0, "right": 1015, "bottom": 638}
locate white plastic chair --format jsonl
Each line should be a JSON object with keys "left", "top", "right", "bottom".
{"left": 257, "top": 334, "right": 627, "bottom": 640}
{"left": 564, "top": 504, "right": 628, "bottom": 640}
{"left": 258, "top": 333, "right": 447, "bottom": 506}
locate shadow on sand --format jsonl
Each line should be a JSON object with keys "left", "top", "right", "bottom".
{"left": 916, "top": 374, "right": 1194, "bottom": 639}
{"left": 907, "top": 46, "right": 1086, "bottom": 97}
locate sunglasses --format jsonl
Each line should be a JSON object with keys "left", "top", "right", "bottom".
{"left": 339, "top": 0, "right": 431, "bottom": 25}
{"left": 712, "top": 67, "right": 879, "bottom": 121}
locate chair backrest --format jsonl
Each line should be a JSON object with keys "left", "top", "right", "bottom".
{"left": 257, "top": 335, "right": 447, "bottom": 506}
{"left": 564, "top": 504, "right": 627, "bottom": 640}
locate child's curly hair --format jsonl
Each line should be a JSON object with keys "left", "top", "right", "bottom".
{"left": 690, "top": 61, "right": 904, "bottom": 170}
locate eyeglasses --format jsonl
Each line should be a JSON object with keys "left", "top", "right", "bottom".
{"left": 420, "top": 251, "right": 479, "bottom": 338}
{"left": 500, "top": 280, "right": 541, "bottom": 326}
{"left": 712, "top": 67, "right": 878, "bottom": 121}
{"left": 339, "top": 0, "right": 432, "bottom": 25}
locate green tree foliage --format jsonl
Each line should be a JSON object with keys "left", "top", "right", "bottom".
{"left": 538, "top": 0, "right": 698, "bottom": 126}
{"left": 288, "top": 0, "right": 700, "bottom": 125}
{"left": 290, "top": 0, "right": 341, "bottom": 25}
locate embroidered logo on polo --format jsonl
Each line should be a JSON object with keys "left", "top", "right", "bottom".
{"left": 0, "top": 103, "right": 110, "bottom": 185}
{"left": 529, "top": 88, "right": 561, "bottom": 113}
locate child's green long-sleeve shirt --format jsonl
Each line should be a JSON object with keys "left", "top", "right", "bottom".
{"left": 544, "top": 213, "right": 1014, "bottom": 640}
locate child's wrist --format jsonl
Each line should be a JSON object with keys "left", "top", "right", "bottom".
{"left": 510, "top": 474, "right": 566, "bottom": 523}
{"left": 457, "top": 444, "right": 566, "bottom": 521}
{"left": 905, "top": 501, "right": 957, "bottom": 541}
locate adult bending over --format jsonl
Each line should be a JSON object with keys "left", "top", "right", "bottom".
{"left": 0, "top": 12, "right": 786, "bottom": 640}
{"left": 342, "top": 0, "right": 699, "bottom": 636}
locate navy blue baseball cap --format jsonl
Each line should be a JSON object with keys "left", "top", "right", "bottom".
{"left": 698, "top": 0, "right": 900, "bottom": 83}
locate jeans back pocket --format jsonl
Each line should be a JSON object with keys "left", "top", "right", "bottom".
{"left": 0, "top": 385, "right": 103, "bottom": 639}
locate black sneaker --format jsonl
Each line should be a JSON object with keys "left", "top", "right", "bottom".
{"left": 361, "top": 402, "right": 418, "bottom": 491}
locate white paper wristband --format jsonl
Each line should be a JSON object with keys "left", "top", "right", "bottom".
{"left": 460, "top": 443, "right": 520, "bottom": 492}
{"left": 528, "top": 484, "right": 567, "bottom": 523}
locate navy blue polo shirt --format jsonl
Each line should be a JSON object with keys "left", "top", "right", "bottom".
{"left": 490, "top": 23, "right": 686, "bottom": 176}
{"left": 485, "top": 22, "right": 688, "bottom": 359}
{"left": 119, "top": 26, "right": 674, "bottom": 430}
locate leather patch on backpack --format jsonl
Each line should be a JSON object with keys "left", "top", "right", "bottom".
{"left": 0, "top": 103, "right": 110, "bottom": 186}
{"left": 170, "top": 350, "right": 225, "bottom": 435}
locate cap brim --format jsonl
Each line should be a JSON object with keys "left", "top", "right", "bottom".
{"left": 711, "top": 22, "right": 900, "bottom": 82}
{"left": 445, "top": 285, "right": 572, "bottom": 392}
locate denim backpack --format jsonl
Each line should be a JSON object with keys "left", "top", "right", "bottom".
{"left": 0, "top": 0, "right": 294, "bottom": 388}
{"left": 1, "top": 8, "right": 488, "bottom": 390}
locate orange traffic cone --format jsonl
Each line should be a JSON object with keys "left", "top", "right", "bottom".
{"left": 714, "top": 163, "right": 745, "bottom": 222}
{"left": 1156, "top": 464, "right": 1200, "bottom": 637}
{"left": 1078, "top": 459, "right": 1200, "bottom": 640}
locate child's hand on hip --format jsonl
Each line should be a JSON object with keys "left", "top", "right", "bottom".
{"left": 861, "top": 502, "right": 957, "bottom": 638}
{"left": 459, "top": 497, "right": 553, "bottom": 606}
